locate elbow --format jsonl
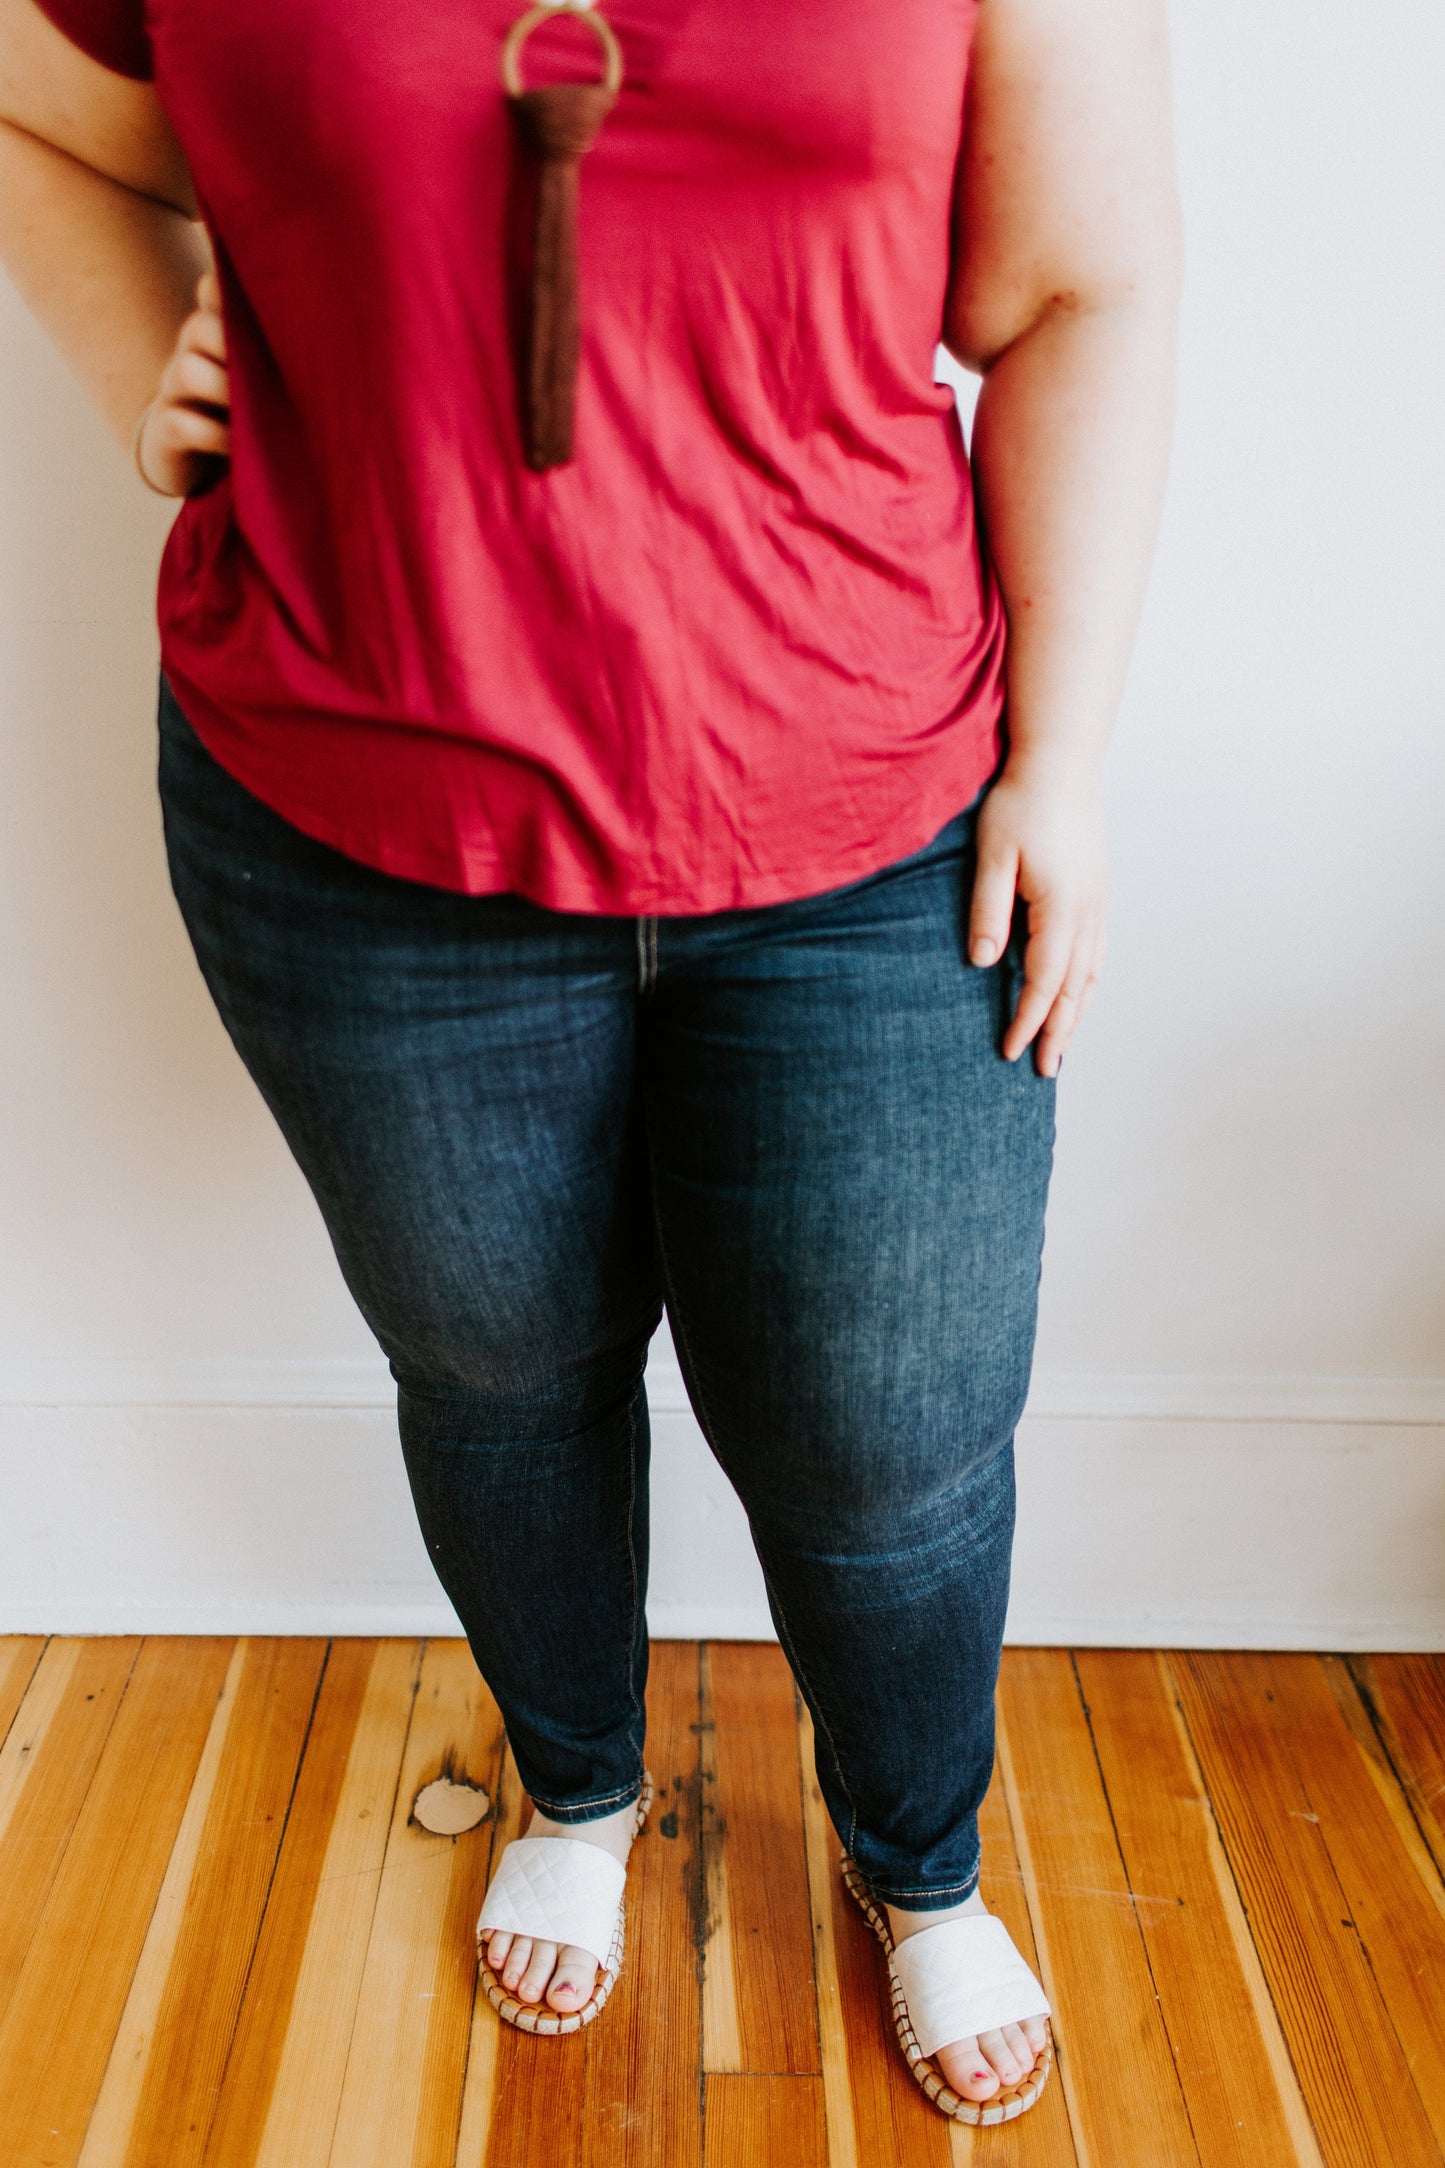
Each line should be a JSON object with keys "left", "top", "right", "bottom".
{"left": 948, "top": 228, "right": 1184, "bottom": 379}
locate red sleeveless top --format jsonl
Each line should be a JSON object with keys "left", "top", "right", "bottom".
{"left": 39, "top": 0, "right": 1005, "bottom": 912}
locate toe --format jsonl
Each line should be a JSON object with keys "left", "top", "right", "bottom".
{"left": 936, "top": 2036, "right": 1001, "bottom": 2102}
{"left": 484, "top": 1930, "right": 512, "bottom": 1974}
{"left": 517, "top": 1938, "right": 558, "bottom": 2005}
{"left": 500, "top": 1935, "right": 533, "bottom": 1993}
{"left": 546, "top": 1943, "right": 601, "bottom": 2013}
{"left": 1000, "top": 2022, "right": 1035, "bottom": 2081}
{"left": 1020, "top": 2013, "right": 1050, "bottom": 2056}
{"left": 976, "top": 2026, "right": 1025, "bottom": 2088}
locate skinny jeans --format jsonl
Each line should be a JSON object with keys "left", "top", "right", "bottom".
{"left": 159, "top": 670, "right": 1057, "bottom": 1908}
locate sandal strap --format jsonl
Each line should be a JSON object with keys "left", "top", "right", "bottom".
{"left": 476, "top": 1835, "right": 626, "bottom": 1963}
{"left": 891, "top": 1913, "right": 1050, "bottom": 2058}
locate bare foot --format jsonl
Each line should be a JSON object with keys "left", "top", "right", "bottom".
{"left": 483, "top": 1796, "right": 639, "bottom": 2015}
{"left": 885, "top": 1889, "right": 1050, "bottom": 2104}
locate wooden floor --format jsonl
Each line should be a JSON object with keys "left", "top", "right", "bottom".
{"left": 0, "top": 1640, "right": 1442, "bottom": 2167}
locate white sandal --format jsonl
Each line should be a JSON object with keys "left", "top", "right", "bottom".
{"left": 476, "top": 1772, "right": 654, "bottom": 2034}
{"left": 842, "top": 1856, "right": 1054, "bottom": 2126}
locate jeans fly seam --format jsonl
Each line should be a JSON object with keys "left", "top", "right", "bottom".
{"left": 635, "top": 916, "right": 658, "bottom": 996}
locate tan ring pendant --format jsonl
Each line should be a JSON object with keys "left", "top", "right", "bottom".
{"left": 501, "top": 1, "right": 625, "bottom": 471}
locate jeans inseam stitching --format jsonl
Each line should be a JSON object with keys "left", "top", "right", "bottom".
{"left": 758, "top": 1569, "right": 864, "bottom": 1864}
{"left": 619, "top": 1369, "right": 647, "bottom": 1762}
{"left": 647, "top": 1191, "right": 865, "bottom": 1865}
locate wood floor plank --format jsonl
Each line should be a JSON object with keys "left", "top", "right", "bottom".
{"left": 698, "top": 1646, "right": 742, "bottom": 2074}
{"left": 0, "top": 1636, "right": 234, "bottom": 2168}
{"left": 1074, "top": 1649, "right": 1323, "bottom": 2168}
{"left": 0, "top": 1638, "right": 47, "bottom": 1753}
{"left": 581, "top": 1638, "right": 704, "bottom": 2168}
{"left": 995, "top": 1648, "right": 1200, "bottom": 2168}
{"left": 797, "top": 1705, "right": 954, "bottom": 2168}
{"left": 481, "top": 1642, "right": 704, "bottom": 2168}
{"left": 968, "top": 1757, "right": 1082, "bottom": 2166}
{"left": 330, "top": 1639, "right": 506, "bottom": 2168}
{"left": 411, "top": 1719, "right": 507, "bottom": 2168}
{"left": 201, "top": 1638, "right": 418, "bottom": 2168}
{"left": 76, "top": 1639, "right": 249, "bottom": 2168}
{"left": 453, "top": 1759, "right": 518, "bottom": 2168}
{"left": 83, "top": 1638, "right": 330, "bottom": 2168}
{"left": 1346, "top": 1655, "right": 1445, "bottom": 1884}
{"left": 703, "top": 2074, "right": 826, "bottom": 2168}
{"left": 1318, "top": 1657, "right": 1445, "bottom": 1924}
{"left": 797, "top": 1706, "right": 860, "bottom": 2168}
{"left": 702, "top": 1643, "right": 819, "bottom": 2076}
{"left": 1171, "top": 1651, "right": 1445, "bottom": 2168}
{"left": 247, "top": 1637, "right": 422, "bottom": 2168}
{"left": 0, "top": 1639, "right": 141, "bottom": 2037}
{"left": 469, "top": 1744, "right": 581, "bottom": 2168}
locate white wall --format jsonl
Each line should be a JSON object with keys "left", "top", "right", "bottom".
{"left": 2, "top": 0, "right": 1443, "bottom": 1646}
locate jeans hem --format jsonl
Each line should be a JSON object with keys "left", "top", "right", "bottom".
{"left": 855, "top": 1858, "right": 983, "bottom": 1910}
{"left": 524, "top": 1777, "right": 647, "bottom": 1824}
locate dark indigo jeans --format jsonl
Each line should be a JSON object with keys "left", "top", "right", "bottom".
{"left": 158, "top": 669, "right": 1056, "bottom": 1909}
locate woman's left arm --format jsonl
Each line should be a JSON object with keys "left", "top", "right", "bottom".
{"left": 946, "top": 0, "right": 1182, "bottom": 1075}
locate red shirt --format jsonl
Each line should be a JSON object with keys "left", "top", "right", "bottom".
{"left": 40, "top": 0, "right": 1005, "bottom": 912}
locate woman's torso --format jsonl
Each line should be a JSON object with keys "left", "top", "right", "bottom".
{"left": 85, "top": 0, "right": 1006, "bottom": 908}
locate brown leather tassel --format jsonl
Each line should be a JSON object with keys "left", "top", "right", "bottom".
{"left": 502, "top": 6, "right": 623, "bottom": 472}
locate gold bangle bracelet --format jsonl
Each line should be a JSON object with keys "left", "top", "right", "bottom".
{"left": 130, "top": 398, "right": 175, "bottom": 498}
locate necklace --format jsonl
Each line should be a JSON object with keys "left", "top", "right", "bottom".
{"left": 501, "top": 0, "right": 625, "bottom": 470}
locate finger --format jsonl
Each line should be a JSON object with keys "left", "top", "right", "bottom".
{"left": 1062, "top": 918, "right": 1106, "bottom": 1033}
{"left": 169, "top": 348, "right": 230, "bottom": 410}
{"left": 967, "top": 841, "right": 1019, "bottom": 967}
{"left": 155, "top": 402, "right": 231, "bottom": 456}
{"left": 179, "top": 306, "right": 228, "bottom": 364}
{"left": 1070, "top": 933, "right": 1105, "bottom": 1029}
{"left": 999, "top": 916, "right": 1073, "bottom": 1062}
{"left": 1032, "top": 941, "right": 1098, "bottom": 1076}
{"left": 1056, "top": 916, "right": 1107, "bottom": 1040}
{"left": 188, "top": 284, "right": 227, "bottom": 359}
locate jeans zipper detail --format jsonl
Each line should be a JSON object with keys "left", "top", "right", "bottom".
{"left": 636, "top": 915, "right": 659, "bottom": 994}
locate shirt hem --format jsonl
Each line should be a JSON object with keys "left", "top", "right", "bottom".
{"left": 159, "top": 658, "right": 1004, "bottom": 918}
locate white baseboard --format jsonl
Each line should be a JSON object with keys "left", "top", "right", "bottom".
{"left": 4, "top": 1350, "right": 1445, "bottom": 1425}
{"left": 1, "top": 1346, "right": 1442, "bottom": 1649}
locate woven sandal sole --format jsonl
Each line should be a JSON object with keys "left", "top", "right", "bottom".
{"left": 842, "top": 1855, "right": 1054, "bottom": 2126}
{"left": 478, "top": 1769, "right": 655, "bottom": 2035}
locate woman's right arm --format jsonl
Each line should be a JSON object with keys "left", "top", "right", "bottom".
{"left": 0, "top": 0, "right": 227, "bottom": 492}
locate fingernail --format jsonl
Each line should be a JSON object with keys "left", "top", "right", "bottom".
{"left": 971, "top": 938, "right": 997, "bottom": 965}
